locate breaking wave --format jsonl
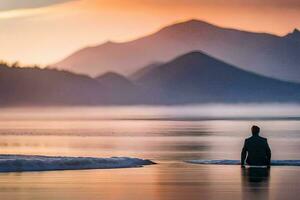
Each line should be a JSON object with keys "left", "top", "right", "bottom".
{"left": 0, "top": 155, "right": 155, "bottom": 172}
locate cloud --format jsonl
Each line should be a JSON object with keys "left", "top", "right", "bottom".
{"left": 0, "top": 0, "right": 76, "bottom": 11}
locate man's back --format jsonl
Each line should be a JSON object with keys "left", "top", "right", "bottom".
{"left": 241, "top": 135, "right": 271, "bottom": 166}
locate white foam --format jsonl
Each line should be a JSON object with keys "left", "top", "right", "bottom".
{"left": 186, "top": 159, "right": 300, "bottom": 166}
{"left": 0, "top": 155, "right": 155, "bottom": 172}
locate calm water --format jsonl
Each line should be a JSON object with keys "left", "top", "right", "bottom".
{"left": 0, "top": 105, "right": 300, "bottom": 200}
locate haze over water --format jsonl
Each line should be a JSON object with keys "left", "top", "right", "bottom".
{"left": 0, "top": 104, "right": 300, "bottom": 199}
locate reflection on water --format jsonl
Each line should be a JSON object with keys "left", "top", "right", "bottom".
{"left": 241, "top": 168, "right": 270, "bottom": 200}
{"left": 0, "top": 105, "right": 299, "bottom": 199}
{"left": 1, "top": 163, "right": 300, "bottom": 200}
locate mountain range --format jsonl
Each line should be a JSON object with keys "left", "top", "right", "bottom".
{"left": 0, "top": 64, "right": 141, "bottom": 106}
{"left": 2, "top": 51, "right": 300, "bottom": 106}
{"left": 55, "top": 19, "right": 300, "bottom": 83}
{"left": 134, "top": 52, "right": 300, "bottom": 104}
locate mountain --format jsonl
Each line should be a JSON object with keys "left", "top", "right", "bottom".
{"left": 96, "top": 72, "right": 134, "bottom": 88}
{"left": 95, "top": 72, "right": 141, "bottom": 103}
{"left": 285, "top": 29, "right": 300, "bottom": 42}
{"left": 0, "top": 64, "right": 105, "bottom": 106}
{"left": 2, "top": 51, "right": 300, "bottom": 106}
{"left": 130, "top": 62, "right": 163, "bottom": 81}
{"left": 55, "top": 19, "right": 300, "bottom": 83}
{"left": 134, "top": 51, "right": 300, "bottom": 104}
{"left": 0, "top": 64, "right": 140, "bottom": 106}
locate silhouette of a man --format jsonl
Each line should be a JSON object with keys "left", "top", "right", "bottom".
{"left": 241, "top": 126, "right": 271, "bottom": 167}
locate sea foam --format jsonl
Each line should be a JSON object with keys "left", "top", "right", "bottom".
{"left": 0, "top": 155, "right": 155, "bottom": 172}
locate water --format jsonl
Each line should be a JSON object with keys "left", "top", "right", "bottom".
{"left": 0, "top": 105, "right": 300, "bottom": 200}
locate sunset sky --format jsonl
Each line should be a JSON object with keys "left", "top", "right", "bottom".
{"left": 0, "top": 0, "right": 300, "bottom": 66}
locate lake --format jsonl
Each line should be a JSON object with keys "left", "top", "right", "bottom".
{"left": 0, "top": 104, "right": 300, "bottom": 200}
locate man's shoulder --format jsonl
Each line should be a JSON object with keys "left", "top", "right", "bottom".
{"left": 246, "top": 136, "right": 268, "bottom": 141}
{"left": 245, "top": 137, "right": 252, "bottom": 143}
{"left": 259, "top": 136, "right": 268, "bottom": 141}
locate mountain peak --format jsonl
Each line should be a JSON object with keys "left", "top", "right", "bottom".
{"left": 169, "top": 51, "right": 223, "bottom": 65}
{"left": 96, "top": 71, "right": 133, "bottom": 87}
{"left": 182, "top": 19, "right": 211, "bottom": 25}
{"left": 136, "top": 51, "right": 241, "bottom": 85}
{"left": 285, "top": 28, "right": 300, "bottom": 42}
{"left": 177, "top": 51, "right": 212, "bottom": 59}
{"left": 158, "top": 19, "right": 217, "bottom": 34}
{"left": 293, "top": 28, "right": 300, "bottom": 34}
{"left": 96, "top": 71, "right": 126, "bottom": 80}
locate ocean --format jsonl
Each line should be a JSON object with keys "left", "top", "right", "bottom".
{"left": 0, "top": 104, "right": 299, "bottom": 200}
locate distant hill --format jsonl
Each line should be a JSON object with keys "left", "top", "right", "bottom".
{"left": 0, "top": 64, "right": 140, "bottom": 106}
{"left": 130, "top": 62, "right": 163, "bottom": 81}
{"left": 0, "top": 64, "right": 104, "bottom": 106}
{"left": 2, "top": 51, "right": 300, "bottom": 106}
{"left": 134, "top": 52, "right": 300, "bottom": 104}
{"left": 55, "top": 19, "right": 300, "bottom": 83}
{"left": 95, "top": 72, "right": 140, "bottom": 103}
{"left": 96, "top": 72, "right": 134, "bottom": 88}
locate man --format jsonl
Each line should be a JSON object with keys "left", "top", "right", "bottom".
{"left": 241, "top": 125, "right": 271, "bottom": 167}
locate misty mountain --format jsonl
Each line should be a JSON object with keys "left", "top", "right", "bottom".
{"left": 0, "top": 64, "right": 139, "bottom": 106}
{"left": 130, "top": 62, "right": 163, "bottom": 81}
{"left": 2, "top": 50, "right": 300, "bottom": 106}
{"left": 95, "top": 72, "right": 141, "bottom": 103}
{"left": 96, "top": 72, "right": 134, "bottom": 88}
{"left": 134, "top": 52, "right": 300, "bottom": 104}
{"left": 55, "top": 19, "right": 300, "bottom": 83}
{"left": 0, "top": 64, "right": 104, "bottom": 105}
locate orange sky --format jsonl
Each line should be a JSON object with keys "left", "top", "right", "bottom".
{"left": 0, "top": 0, "right": 299, "bottom": 66}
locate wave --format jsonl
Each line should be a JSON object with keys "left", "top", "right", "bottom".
{"left": 0, "top": 155, "right": 155, "bottom": 172}
{"left": 186, "top": 159, "right": 300, "bottom": 166}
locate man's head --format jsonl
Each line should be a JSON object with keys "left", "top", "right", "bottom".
{"left": 251, "top": 125, "right": 260, "bottom": 136}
